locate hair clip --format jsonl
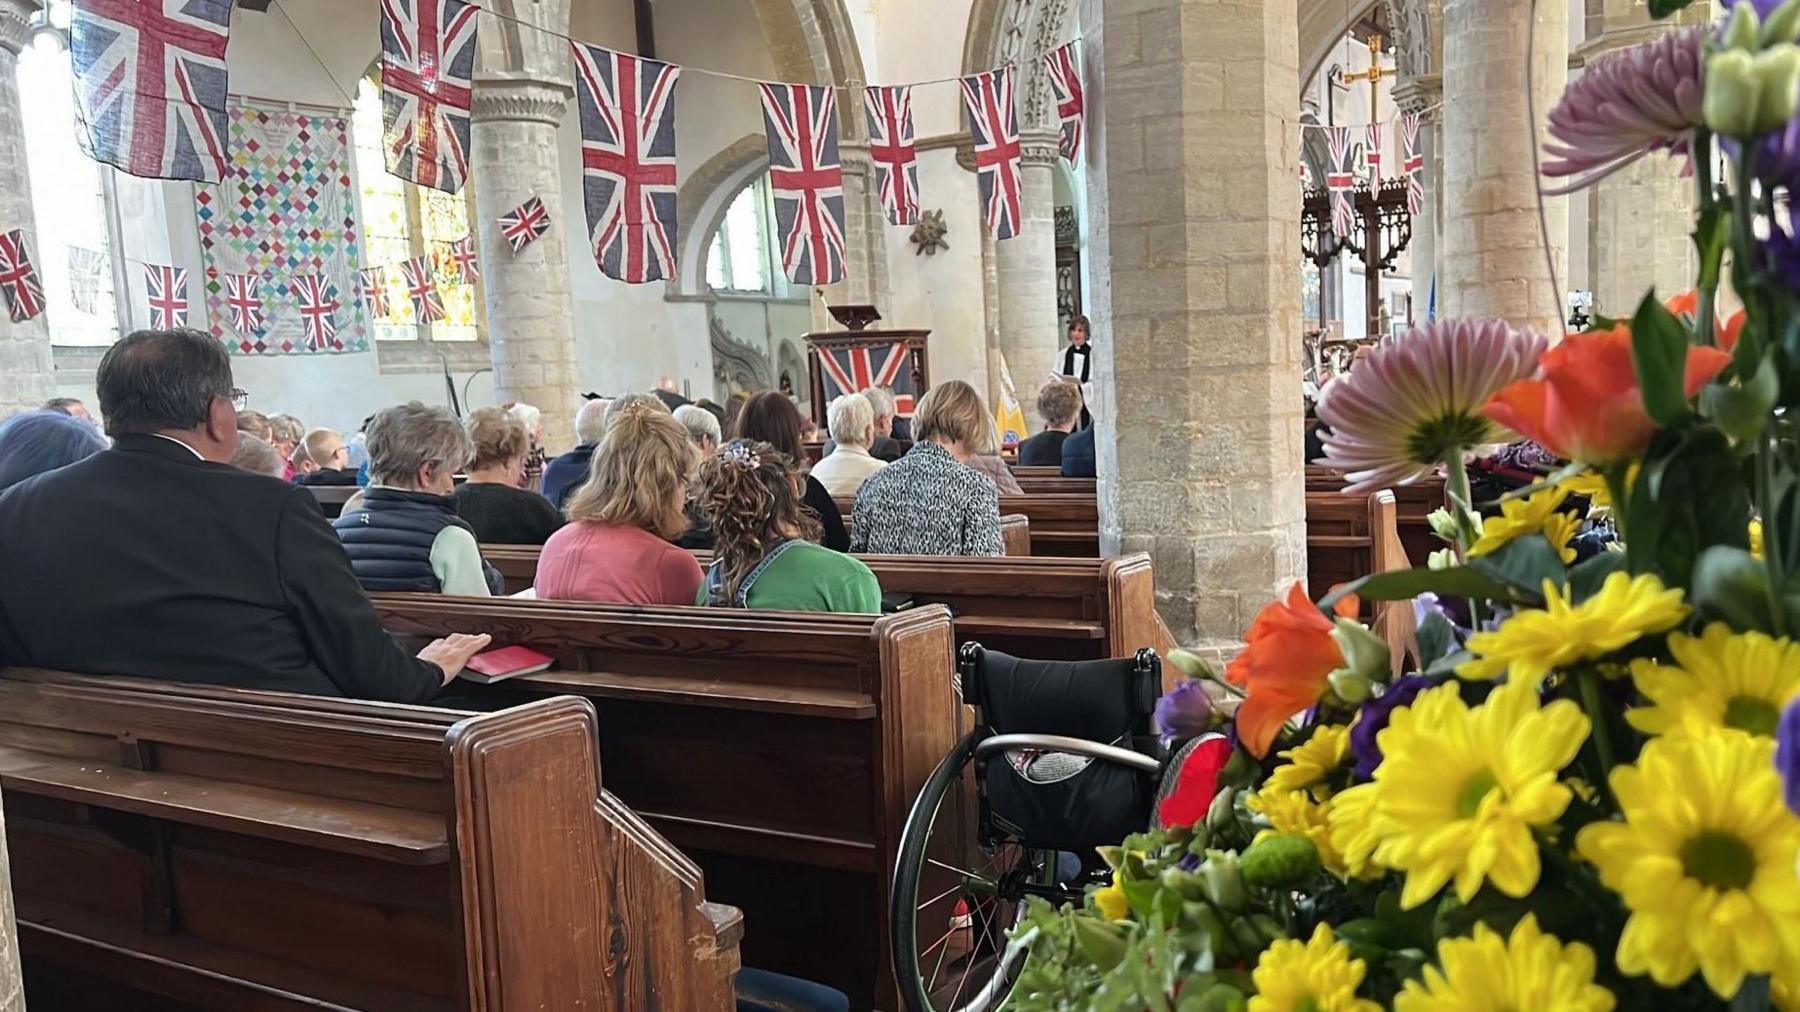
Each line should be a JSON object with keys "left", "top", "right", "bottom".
{"left": 722, "top": 442, "right": 762, "bottom": 469}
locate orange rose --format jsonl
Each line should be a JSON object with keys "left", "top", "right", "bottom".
{"left": 1481, "top": 325, "right": 1732, "bottom": 466}
{"left": 1665, "top": 290, "right": 1744, "bottom": 352}
{"left": 1225, "top": 584, "right": 1358, "bottom": 758}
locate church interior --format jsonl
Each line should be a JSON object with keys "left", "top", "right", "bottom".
{"left": 1, "top": 0, "right": 1797, "bottom": 1008}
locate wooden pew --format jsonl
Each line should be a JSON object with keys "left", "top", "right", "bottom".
{"left": 1306, "top": 487, "right": 1408, "bottom": 610}
{"left": 369, "top": 595, "right": 959, "bottom": 1010}
{"left": 0, "top": 670, "right": 740, "bottom": 1011}
{"left": 307, "top": 484, "right": 359, "bottom": 519}
{"left": 838, "top": 493, "right": 1099, "bottom": 557}
{"left": 1306, "top": 465, "right": 1446, "bottom": 569}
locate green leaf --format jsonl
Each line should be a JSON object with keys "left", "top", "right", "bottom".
{"left": 1425, "top": 649, "right": 1473, "bottom": 677}
{"left": 1318, "top": 565, "right": 1513, "bottom": 610}
{"left": 1468, "top": 535, "right": 1568, "bottom": 595}
{"left": 1631, "top": 292, "right": 1695, "bottom": 428}
{"left": 1567, "top": 550, "right": 1629, "bottom": 603}
{"left": 1627, "top": 428, "right": 1754, "bottom": 590}
{"left": 1694, "top": 204, "right": 1732, "bottom": 292}
{"left": 1702, "top": 353, "right": 1780, "bottom": 443}
{"left": 1414, "top": 609, "right": 1457, "bottom": 667}
{"left": 1649, "top": 0, "right": 1696, "bottom": 16}
{"left": 1692, "top": 545, "right": 1779, "bottom": 634}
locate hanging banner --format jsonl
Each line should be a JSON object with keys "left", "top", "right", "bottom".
{"left": 863, "top": 85, "right": 919, "bottom": 227}
{"left": 292, "top": 274, "right": 342, "bottom": 350}
{"left": 1401, "top": 112, "right": 1424, "bottom": 216}
{"left": 379, "top": 0, "right": 479, "bottom": 193}
{"left": 960, "top": 67, "right": 1023, "bottom": 241}
{"left": 446, "top": 235, "right": 480, "bottom": 285}
{"left": 143, "top": 263, "right": 190, "bottom": 329}
{"left": 1325, "top": 126, "right": 1356, "bottom": 240}
{"left": 400, "top": 255, "right": 446, "bottom": 322}
{"left": 70, "top": 0, "right": 233, "bottom": 182}
{"left": 0, "top": 230, "right": 46, "bottom": 324}
{"left": 571, "top": 43, "right": 682, "bottom": 284}
{"left": 1364, "top": 123, "right": 1382, "bottom": 180}
{"left": 759, "top": 82, "right": 846, "bottom": 286}
{"left": 498, "top": 194, "right": 552, "bottom": 253}
{"left": 1043, "top": 42, "right": 1084, "bottom": 164}
{"left": 221, "top": 272, "right": 265, "bottom": 335}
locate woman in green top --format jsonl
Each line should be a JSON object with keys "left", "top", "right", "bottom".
{"left": 693, "top": 439, "right": 881, "bottom": 614}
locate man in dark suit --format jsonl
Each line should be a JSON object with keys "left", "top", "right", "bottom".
{"left": 1060, "top": 425, "right": 1097, "bottom": 478}
{"left": 0, "top": 328, "right": 489, "bottom": 703}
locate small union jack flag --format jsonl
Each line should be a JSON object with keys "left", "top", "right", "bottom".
{"left": 498, "top": 195, "right": 551, "bottom": 253}
{"left": 1325, "top": 126, "right": 1357, "bottom": 240}
{"left": 818, "top": 342, "right": 917, "bottom": 418}
{"left": 400, "top": 255, "right": 446, "bottom": 322}
{"left": 1043, "top": 42, "right": 1084, "bottom": 164}
{"left": 446, "top": 236, "right": 479, "bottom": 285}
{"left": 380, "top": 0, "right": 479, "bottom": 194}
{"left": 572, "top": 43, "right": 682, "bottom": 285}
{"left": 221, "top": 272, "right": 264, "bottom": 334}
{"left": 760, "top": 82, "right": 846, "bottom": 286}
{"left": 863, "top": 86, "right": 919, "bottom": 226}
{"left": 1401, "top": 112, "right": 1423, "bottom": 216}
{"left": 1364, "top": 123, "right": 1382, "bottom": 180}
{"left": 143, "top": 263, "right": 189, "bottom": 329}
{"left": 960, "top": 67, "right": 1023, "bottom": 241}
{"left": 291, "top": 274, "right": 341, "bottom": 350}
{"left": 0, "top": 230, "right": 46, "bottom": 324}
{"left": 359, "top": 267, "right": 391, "bottom": 319}
{"left": 70, "top": 0, "right": 233, "bottom": 182}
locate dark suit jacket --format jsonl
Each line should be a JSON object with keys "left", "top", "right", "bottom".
{"left": 0, "top": 435, "right": 444, "bottom": 703}
{"left": 1016, "top": 429, "right": 1070, "bottom": 467}
{"left": 1060, "top": 427, "right": 1097, "bottom": 478}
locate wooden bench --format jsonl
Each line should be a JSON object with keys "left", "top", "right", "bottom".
{"left": 0, "top": 669, "right": 739, "bottom": 1011}
{"left": 837, "top": 493, "right": 1099, "bottom": 557}
{"left": 369, "top": 595, "right": 959, "bottom": 1009}
{"left": 1009, "top": 466, "right": 1097, "bottom": 496}
{"left": 307, "top": 484, "right": 359, "bottom": 519}
{"left": 1306, "top": 466, "right": 1446, "bottom": 569}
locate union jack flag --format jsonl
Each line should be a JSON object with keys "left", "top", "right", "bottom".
{"left": 359, "top": 267, "right": 391, "bottom": 319}
{"left": 1325, "top": 126, "right": 1356, "bottom": 240}
{"left": 818, "top": 342, "right": 918, "bottom": 417}
{"left": 1401, "top": 112, "right": 1423, "bottom": 216}
{"left": 400, "top": 255, "right": 446, "bottom": 322}
{"left": 143, "top": 263, "right": 189, "bottom": 329}
{"left": 959, "top": 67, "right": 1023, "bottom": 241}
{"left": 1043, "top": 42, "right": 1084, "bottom": 164}
{"left": 69, "top": 0, "right": 233, "bottom": 183}
{"left": 446, "top": 236, "right": 479, "bottom": 285}
{"left": 760, "top": 83, "right": 846, "bottom": 286}
{"left": 0, "top": 231, "right": 45, "bottom": 324}
{"left": 863, "top": 85, "right": 919, "bottom": 226}
{"left": 291, "top": 274, "right": 341, "bottom": 350}
{"left": 498, "top": 195, "right": 551, "bottom": 253}
{"left": 221, "top": 272, "right": 264, "bottom": 334}
{"left": 379, "top": 0, "right": 479, "bottom": 194}
{"left": 1364, "top": 123, "right": 1382, "bottom": 179}
{"left": 572, "top": 43, "right": 681, "bottom": 285}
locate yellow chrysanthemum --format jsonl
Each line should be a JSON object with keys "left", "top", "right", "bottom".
{"left": 1249, "top": 924, "right": 1381, "bottom": 1012}
{"left": 1265, "top": 724, "right": 1352, "bottom": 800}
{"left": 1627, "top": 623, "right": 1800, "bottom": 740}
{"left": 1326, "top": 782, "right": 1382, "bottom": 880}
{"left": 1559, "top": 470, "right": 1612, "bottom": 508}
{"left": 1091, "top": 879, "right": 1130, "bottom": 921}
{"left": 1348, "top": 679, "right": 1589, "bottom": 909}
{"left": 1752, "top": 518, "right": 1766, "bottom": 561}
{"left": 1247, "top": 789, "right": 1355, "bottom": 878}
{"left": 1459, "top": 572, "right": 1690, "bottom": 682}
{"left": 1394, "top": 914, "right": 1614, "bottom": 1012}
{"left": 1577, "top": 734, "right": 1800, "bottom": 999}
{"left": 1470, "top": 485, "right": 1582, "bottom": 564}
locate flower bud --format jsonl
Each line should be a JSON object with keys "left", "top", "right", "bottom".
{"left": 1726, "top": 1, "right": 1763, "bottom": 51}
{"left": 1197, "top": 850, "right": 1248, "bottom": 912}
{"left": 1329, "top": 616, "right": 1390, "bottom": 694}
{"left": 1240, "top": 833, "right": 1321, "bottom": 888}
{"left": 1707, "top": 49, "right": 1765, "bottom": 137}
{"left": 1753, "top": 45, "right": 1800, "bottom": 133}
{"left": 1166, "top": 648, "right": 1220, "bottom": 681}
{"left": 1428, "top": 547, "right": 1459, "bottom": 571}
{"left": 1763, "top": 0, "right": 1800, "bottom": 46}
{"left": 1329, "top": 666, "right": 1374, "bottom": 705}
{"left": 1426, "top": 507, "right": 1461, "bottom": 544}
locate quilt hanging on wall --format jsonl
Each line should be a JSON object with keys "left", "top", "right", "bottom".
{"left": 195, "top": 102, "right": 369, "bottom": 354}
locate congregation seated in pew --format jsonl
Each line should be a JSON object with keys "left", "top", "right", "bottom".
{"left": 1017, "top": 378, "right": 1084, "bottom": 466}
{"left": 674, "top": 401, "right": 723, "bottom": 453}
{"left": 538, "top": 400, "right": 706, "bottom": 606}
{"left": 293, "top": 426, "right": 359, "bottom": 485}
{"left": 542, "top": 395, "right": 609, "bottom": 509}
{"left": 851, "top": 379, "right": 1006, "bottom": 557}
{"left": 733, "top": 390, "right": 850, "bottom": 552}
{"left": 811, "top": 390, "right": 887, "bottom": 497}
{"left": 0, "top": 408, "right": 106, "bottom": 494}
{"left": 229, "top": 431, "right": 285, "bottom": 477}
{"left": 335, "top": 400, "right": 501, "bottom": 597}
{"left": 451, "top": 405, "right": 564, "bottom": 545}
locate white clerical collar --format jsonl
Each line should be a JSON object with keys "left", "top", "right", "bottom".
{"left": 149, "top": 433, "right": 205, "bottom": 460}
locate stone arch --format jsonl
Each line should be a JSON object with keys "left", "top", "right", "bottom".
{"left": 672, "top": 135, "right": 770, "bottom": 298}
{"left": 1300, "top": 0, "right": 1381, "bottom": 91}
{"left": 752, "top": 0, "right": 870, "bottom": 139}
{"left": 961, "top": 0, "right": 1075, "bottom": 131}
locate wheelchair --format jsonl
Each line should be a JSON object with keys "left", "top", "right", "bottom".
{"left": 888, "top": 642, "right": 1166, "bottom": 1012}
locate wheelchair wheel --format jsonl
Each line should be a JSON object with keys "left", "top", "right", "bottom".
{"left": 890, "top": 731, "right": 1083, "bottom": 1012}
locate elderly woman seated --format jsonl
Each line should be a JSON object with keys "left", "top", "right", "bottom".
{"left": 230, "top": 434, "right": 287, "bottom": 478}
{"left": 672, "top": 403, "right": 722, "bottom": 453}
{"left": 1016, "top": 380, "right": 1084, "bottom": 466}
{"left": 810, "top": 392, "right": 889, "bottom": 498}
{"left": 0, "top": 409, "right": 109, "bottom": 493}
{"left": 451, "top": 407, "right": 563, "bottom": 546}
{"left": 333, "top": 402, "right": 499, "bottom": 596}
{"left": 849, "top": 380, "right": 1005, "bottom": 557}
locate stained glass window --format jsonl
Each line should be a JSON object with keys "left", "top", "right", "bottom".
{"left": 706, "top": 175, "right": 786, "bottom": 296}
{"left": 351, "top": 78, "right": 484, "bottom": 342}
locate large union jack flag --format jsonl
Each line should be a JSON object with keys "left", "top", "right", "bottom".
{"left": 221, "top": 272, "right": 263, "bottom": 334}
{"left": 1325, "top": 126, "right": 1357, "bottom": 240}
{"left": 400, "top": 255, "right": 446, "bottom": 322}
{"left": 1043, "top": 42, "right": 1084, "bottom": 164}
{"left": 1401, "top": 112, "right": 1424, "bottom": 216}
{"left": 0, "top": 231, "right": 46, "bottom": 324}
{"left": 960, "top": 68, "right": 1023, "bottom": 241}
{"left": 380, "top": 0, "right": 479, "bottom": 194}
{"left": 70, "top": 0, "right": 233, "bottom": 183}
{"left": 571, "top": 43, "right": 681, "bottom": 285}
{"left": 760, "top": 83, "right": 846, "bottom": 286}
{"left": 143, "top": 262, "right": 189, "bottom": 329}
{"left": 863, "top": 85, "right": 919, "bottom": 227}
{"left": 818, "top": 342, "right": 918, "bottom": 418}
{"left": 291, "top": 274, "right": 341, "bottom": 350}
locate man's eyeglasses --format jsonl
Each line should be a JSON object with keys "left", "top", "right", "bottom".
{"left": 228, "top": 388, "right": 248, "bottom": 411}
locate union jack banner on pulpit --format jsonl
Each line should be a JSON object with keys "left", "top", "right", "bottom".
{"left": 818, "top": 342, "right": 918, "bottom": 418}
{"left": 1364, "top": 123, "right": 1382, "bottom": 179}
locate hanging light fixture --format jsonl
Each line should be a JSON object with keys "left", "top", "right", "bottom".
{"left": 27, "top": 4, "right": 66, "bottom": 53}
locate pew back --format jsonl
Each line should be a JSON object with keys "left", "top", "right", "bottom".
{"left": 1305, "top": 489, "right": 1408, "bottom": 608}
{"left": 1306, "top": 466, "right": 1445, "bottom": 567}
{"left": 838, "top": 493, "right": 1099, "bottom": 556}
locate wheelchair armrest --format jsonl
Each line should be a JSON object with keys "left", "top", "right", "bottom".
{"left": 974, "top": 733, "right": 1162, "bottom": 774}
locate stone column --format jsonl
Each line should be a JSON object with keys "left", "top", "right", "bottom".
{"left": 469, "top": 76, "right": 580, "bottom": 451}
{"left": 0, "top": 0, "right": 56, "bottom": 416}
{"left": 994, "top": 130, "right": 1061, "bottom": 430}
{"left": 1393, "top": 76, "right": 1442, "bottom": 323}
{"left": 835, "top": 142, "right": 892, "bottom": 313}
{"left": 1084, "top": 0, "right": 1308, "bottom": 651}
{"left": 1440, "top": 0, "right": 1568, "bottom": 334}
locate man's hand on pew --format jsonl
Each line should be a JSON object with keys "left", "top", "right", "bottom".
{"left": 418, "top": 633, "right": 494, "bottom": 684}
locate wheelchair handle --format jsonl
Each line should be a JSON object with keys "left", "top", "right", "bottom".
{"left": 974, "top": 734, "right": 1163, "bottom": 774}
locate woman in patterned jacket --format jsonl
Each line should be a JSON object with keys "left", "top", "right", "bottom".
{"left": 848, "top": 380, "right": 1005, "bottom": 557}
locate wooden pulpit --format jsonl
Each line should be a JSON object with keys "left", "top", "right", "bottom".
{"left": 803, "top": 304, "right": 932, "bottom": 429}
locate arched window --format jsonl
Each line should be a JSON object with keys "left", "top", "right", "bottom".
{"left": 17, "top": 39, "right": 121, "bottom": 347}
{"left": 350, "top": 77, "right": 485, "bottom": 343}
{"left": 705, "top": 174, "right": 788, "bottom": 297}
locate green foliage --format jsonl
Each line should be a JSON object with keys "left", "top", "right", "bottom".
{"left": 1632, "top": 293, "right": 1698, "bottom": 428}
{"left": 1626, "top": 428, "right": 1755, "bottom": 590}
{"left": 1469, "top": 535, "right": 1569, "bottom": 596}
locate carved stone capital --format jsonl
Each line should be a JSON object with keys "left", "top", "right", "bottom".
{"left": 1391, "top": 74, "right": 1443, "bottom": 118}
{"left": 0, "top": 0, "right": 40, "bottom": 58}
{"left": 1572, "top": 22, "right": 1673, "bottom": 66}
{"left": 1018, "top": 128, "right": 1062, "bottom": 167}
{"left": 470, "top": 75, "right": 572, "bottom": 126}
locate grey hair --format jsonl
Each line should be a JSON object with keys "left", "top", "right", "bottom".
{"left": 575, "top": 398, "right": 611, "bottom": 444}
{"left": 827, "top": 392, "right": 875, "bottom": 447}
{"left": 269, "top": 413, "right": 304, "bottom": 445}
{"left": 365, "top": 401, "right": 472, "bottom": 488}
{"left": 230, "top": 434, "right": 285, "bottom": 478}
{"left": 505, "top": 402, "right": 542, "bottom": 440}
{"left": 95, "top": 328, "right": 234, "bottom": 438}
{"left": 672, "top": 403, "right": 721, "bottom": 447}
{"left": 860, "top": 385, "right": 896, "bottom": 422}
{"left": 605, "top": 392, "right": 669, "bottom": 429}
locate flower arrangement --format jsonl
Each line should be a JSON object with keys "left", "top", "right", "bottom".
{"left": 1001, "top": 2, "right": 1800, "bottom": 1008}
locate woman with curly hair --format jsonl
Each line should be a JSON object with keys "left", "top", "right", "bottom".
{"left": 693, "top": 440, "right": 879, "bottom": 613}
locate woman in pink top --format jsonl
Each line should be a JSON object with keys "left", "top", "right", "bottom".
{"left": 536, "top": 402, "right": 704, "bottom": 605}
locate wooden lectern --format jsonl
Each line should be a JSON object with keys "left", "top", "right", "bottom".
{"left": 803, "top": 304, "right": 932, "bottom": 429}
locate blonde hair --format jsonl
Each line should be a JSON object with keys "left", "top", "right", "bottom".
{"left": 230, "top": 434, "right": 283, "bottom": 478}
{"left": 695, "top": 440, "right": 823, "bottom": 602}
{"left": 466, "top": 406, "right": 530, "bottom": 470}
{"left": 913, "top": 380, "right": 989, "bottom": 449}
{"left": 566, "top": 401, "right": 697, "bottom": 538}
{"left": 302, "top": 428, "right": 344, "bottom": 467}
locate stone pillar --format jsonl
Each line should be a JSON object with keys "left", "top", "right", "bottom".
{"left": 994, "top": 130, "right": 1061, "bottom": 430}
{"left": 0, "top": 795, "right": 21, "bottom": 1012}
{"left": 1440, "top": 0, "right": 1567, "bottom": 334}
{"left": 1084, "top": 0, "right": 1308, "bottom": 651}
{"left": 1393, "top": 76, "right": 1442, "bottom": 323}
{"left": 835, "top": 142, "right": 892, "bottom": 313}
{"left": 469, "top": 76, "right": 580, "bottom": 451}
{"left": 0, "top": 0, "right": 56, "bottom": 416}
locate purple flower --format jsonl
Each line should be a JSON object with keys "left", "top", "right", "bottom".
{"left": 1764, "top": 218, "right": 1800, "bottom": 293}
{"left": 1778, "top": 697, "right": 1800, "bottom": 816}
{"left": 1178, "top": 852, "right": 1202, "bottom": 872}
{"left": 1348, "top": 675, "right": 1433, "bottom": 780}
{"left": 1541, "top": 25, "right": 1706, "bottom": 194}
{"left": 1155, "top": 678, "right": 1216, "bottom": 744}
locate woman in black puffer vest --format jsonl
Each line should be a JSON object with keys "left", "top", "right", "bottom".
{"left": 334, "top": 402, "right": 502, "bottom": 596}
